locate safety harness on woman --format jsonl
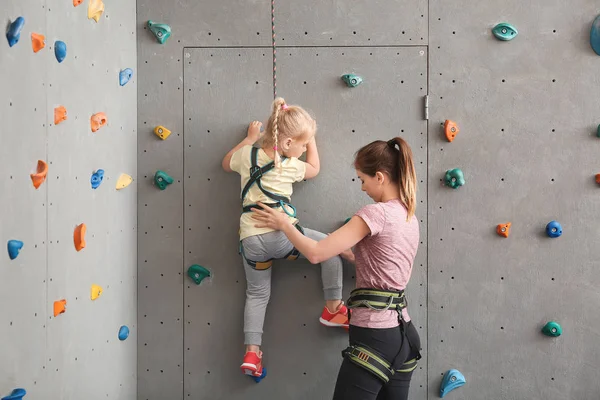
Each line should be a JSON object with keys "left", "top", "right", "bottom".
{"left": 238, "top": 146, "right": 303, "bottom": 270}
{"left": 341, "top": 288, "right": 422, "bottom": 383}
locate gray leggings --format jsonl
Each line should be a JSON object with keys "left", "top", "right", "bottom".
{"left": 241, "top": 226, "right": 343, "bottom": 346}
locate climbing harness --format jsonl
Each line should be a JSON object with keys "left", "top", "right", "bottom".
{"left": 241, "top": 146, "right": 296, "bottom": 218}
{"left": 341, "top": 288, "right": 421, "bottom": 383}
{"left": 239, "top": 224, "right": 304, "bottom": 270}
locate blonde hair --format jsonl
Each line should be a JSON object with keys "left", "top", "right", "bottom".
{"left": 263, "top": 97, "right": 316, "bottom": 168}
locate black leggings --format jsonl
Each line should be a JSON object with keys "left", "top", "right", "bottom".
{"left": 332, "top": 321, "right": 421, "bottom": 400}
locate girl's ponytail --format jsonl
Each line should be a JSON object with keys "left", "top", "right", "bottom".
{"left": 271, "top": 97, "right": 287, "bottom": 168}
{"left": 388, "top": 137, "right": 417, "bottom": 220}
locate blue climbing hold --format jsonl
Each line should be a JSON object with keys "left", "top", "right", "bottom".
{"left": 119, "top": 68, "right": 133, "bottom": 86}
{"left": 7, "top": 240, "right": 23, "bottom": 260}
{"left": 591, "top": 15, "right": 600, "bottom": 56}
{"left": 6, "top": 17, "right": 25, "bottom": 47}
{"left": 546, "top": 220, "right": 562, "bottom": 238}
{"left": 54, "top": 41, "right": 67, "bottom": 63}
{"left": 440, "top": 369, "right": 466, "bottom": 398}
{"left": 118, "top": 325, "right": 130, "bottom": 341}
{"left": 253, "top": 367, "right": 267, "bottom": 383}
{"left": 1, "top": 388, "right": 26, "bottom": 400}
{"left": 91, "top": 169, "right": 104, "bottom": 189}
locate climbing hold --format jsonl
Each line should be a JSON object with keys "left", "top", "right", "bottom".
{"left": 6, "top": 17, "right": 25, "bottom": 47}
{"left": 116, "top": 173, "right": 133, "bottom": 190}
{"left": 7, "top": 240, "right": 24, "bottom": 260}
{"left": 91, "top": 284, "right": 103, "bottom": 300}
{"left": 154, "top": 125, "right": 171, "bottom": 140}
{"left": 341, "top": 74, "right": 363, "bottom": 88}
{"left": 119, "top": 68, "right": 133, "bottom": 86}
{"left": 1, "top": 388, "right": 26, "bottom": 400}
{"left": 595, "top": 174, "right": 600, "bottom": 185}
{"left": 596, "top": 124, "right": 600, "bottom": 138}
{"left": 542, "top": 321, "right": 562, "bottom": 337}
{"left": 74, "top": 223, "right": 86, "bottom": 251}
{"left": 154, "top": 170, "right": 174, "bottom": 190}
{"left": 31, "top": 33, "right": 45, "bottom": 53}
{"left": 444, "top": 168, "right": 465, "bottom": 189}
{"left": 118, "top": 325, "right": 130, "bottom": 341}
{"left": 492, "top": 22, "right": 518, "bottom": 41}
{"left": 88, "top": 0, "right": 105, "bottom": 22}
{"left": 30, "top": 160, "right": 48, "bottom": 189}
{"left": 252, "top": 367, "right": 267, "bottom": 383}
{"left": 440, "top": 369, "right": 466, "bottom": 398}
{"left": 73, "top": 0, "right": 83, "bottom": 6}
{"left": 147, "top": 20, "right": 172, "bottom": 44}
{"left": 496, "top": 222, "right": 511, "bottom": 238}
{"left": 91, "top": 169, "right": 104, "bottom": 189}
{"left": 545, "top": 220, "right": 562, "bottom": 238}
{"left": 344, "top": 217, "right": 351, "bottom": 225}
{"left": 591, "top": 15, "right": 600, "bottom": 55}
{"left": 90, "top": 112, "right": 107, "bottom": 132}
{"left": 53, "top": 299, "right": 66, "bottom": 317}
{"left": 54, "top": 106, "right": 67, "bottom": 125}
{"left": 187, "top": 264, "right": 211, "bottom": 285}
{"left": 54, "top": 40, "right": 67, "bottom": 63}
{"left": 444, "top": 120, "right": 459, "bottom": 142}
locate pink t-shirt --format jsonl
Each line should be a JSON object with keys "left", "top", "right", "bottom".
{"left": 350, "top": 199, "right": 420, "bottom": 329}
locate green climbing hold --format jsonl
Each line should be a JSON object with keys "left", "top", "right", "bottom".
{"left": 492, "top": 23, "right": 518, "bottom": 41}
{"left": 147, "top": 20, "right": 172, "bottom": 44}
{"left": 341, "top": 74, "right": 363, "bottom": 88}
{"left": 187, "top": 264, "right": 211, "bottom": 285}
{"left": 154, "top": 170, "right": 173, "bottom": 190}
{"left": 542, "top": 321, "right": 562, "bottom": 337}
{"left": 444, "top": 168, "right": 465, "bottom": 189}
{"left": 344, "top": 217, "right": 351, "bottom": 225}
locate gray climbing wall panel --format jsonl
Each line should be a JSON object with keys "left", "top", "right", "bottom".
{"left": 1, "top": 1, "right": 137, "bottom": 399}
{"left": 428, "top": 0, "right": 600, "bottom": 398}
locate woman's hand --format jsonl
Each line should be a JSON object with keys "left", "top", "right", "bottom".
{"left": 246, "top": 121, "right": 263, "bottom": 143}
{"left": 339, "top": 248, "right": 355, "bottom": 264}
{"left": 251, "top": 201, "right": 292, "bottom": 231}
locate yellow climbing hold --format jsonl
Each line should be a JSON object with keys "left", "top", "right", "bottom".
{"left": 91, "top": 284, "right": 103, "bottom": 300}
{"left": 116, "top": 173, "right": 133, "bottom": 190}
{"left": 154, "top": 125, "right": 171, "bottom": 140}
{"left": 88, "top": 0, "right": 105, "bottom": 22}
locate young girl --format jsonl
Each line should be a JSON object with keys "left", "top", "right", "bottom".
{"left": 251, "top": 137, "right": 422, "bottom": 399}
{"left": 221, "top": 97, "right": 350, "bottom": 380}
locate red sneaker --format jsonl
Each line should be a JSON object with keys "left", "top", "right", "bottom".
{"left": 241, "top": 351, "right": 263, "bottom": 377}
{"left": 319, "top": 302, "right": 350, "bottom": 330}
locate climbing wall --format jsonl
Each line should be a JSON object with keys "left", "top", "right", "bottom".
{"left": 428, "top": 0, "right": 600, "bottom": 398}
{"left": 1, "top": 1, "right": 137, "bottom": 399}
{"left": 137, "top": 1, "right": 428, "bottom": 399}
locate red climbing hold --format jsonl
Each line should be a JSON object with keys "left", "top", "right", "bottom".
{"left": 54, "top": 106, "right": 67, "bottom": 125}
{"left": 31, "top": 160, "right": 48, "bottom": 189}
{"left": 595, "top": 174, "right": 600, "bottom": 185}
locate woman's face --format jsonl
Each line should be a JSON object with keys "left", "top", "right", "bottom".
{"left": 356, "top": 169, "right": 383, "bottom": 202}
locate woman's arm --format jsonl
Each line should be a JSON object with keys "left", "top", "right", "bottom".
{"left": 303, "top": 136, "right": 320, "bottom": 179}
{"left": 252, "top": 203, "right": 370, "bottom": 264}
{"left": 222, "top": 121, "right": 262, "bottom": 172}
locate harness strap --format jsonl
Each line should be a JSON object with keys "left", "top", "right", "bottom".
{"left": 342, "top": 344, "right": 395, "bottom": 383}
{"left": 241, "top": 147, "right": 289, "bottom": 204}
{"left": 347, "top": 288, "right": 407, "bottom": 311}
{"left": 239, "top": 225, "right": 304, "bottom": 269}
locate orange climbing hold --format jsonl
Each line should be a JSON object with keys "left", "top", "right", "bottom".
{"left": 53, "top": 299, "right": 66, "bottom": 317}
{"left": 74, "top": 223, "right": 86, "bottom": 251}
{"left": 88, "top": 0, "right": 105, "bottom": 22}
{"left": 31, "top": 160, "right": 48, "bottom": 189}
{"left": 444, "top": 120, "right": 460, "bottom": 142}
{"left": 54, "top": 106, "right": 67, "bottom": 125}
{"left": 73, "top": 0, "right": 83, "bottom": 6}
{"left": 90, "top": 112, "right": 107, "bottom": 132}
{"left": 595, "top": 174, "right": 600, "bottom": 185}
{"left": 496, "top": 222, "right": 511, "bottom": 238}
{"left": 31, "top": 33, "right": 45, "bottom": 53}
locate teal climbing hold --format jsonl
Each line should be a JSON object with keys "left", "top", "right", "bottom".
{"left": 119, "top": 68, "right": 133, "bottom": 86}
{"left": 440, "top": 369, "right": 466, "bottom": 398}
{"left": 591, "top": 15, "right": 600, "bottom": 55}
{"left": 6, "top": 17, "right": 25, "bottom": 47}
{"left": 7, "top": 240, "right": 23, "bottom": 260}
{"left": 344, "top": 217, "right": 351, "bottom": 225}
{"left": 1, "top": 388, "right": 26, "bottom": 400}
{"left": 341, "top": 74, "right": 363, "bottom": 88}
{"left": 187, "top": 264, "right": 211, "bottom": 285}
{"left": 118, "top": 325, "right": 130, "bottom": 341}
{"left": 54, "top": 41, "right": 67, "bottom": 63}
{"left": 444, "top": 168, "right": 465, "bottom": 189}
{"left": 147, "top": 20, "right": 172, "bottom": 44}
{"left": 492, "top": 23, "right": 518, "bottom": 41}
{"left": 542, "top": 321, "right": 562, "bottom": 337}
{"left": 154, "top": 170, "right": 174, "bottom": 190}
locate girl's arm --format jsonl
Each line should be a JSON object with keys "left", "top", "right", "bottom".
{"left": 222, "top": 121, "right": 262, "bottom": 172}
{"left": 303, "top": 136, "right": 320, "bottom": 179}
{"left": 252, "top": 203, "right": 370, "bottom": 264}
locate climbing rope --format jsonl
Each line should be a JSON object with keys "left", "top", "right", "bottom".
{"left": 271, "top": 0, "right": 277, "bottom": 98}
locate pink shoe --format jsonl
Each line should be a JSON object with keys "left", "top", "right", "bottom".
{"left": 241, "top": 351, "right": 264, "bottom": 377}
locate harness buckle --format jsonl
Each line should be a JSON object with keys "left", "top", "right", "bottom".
{"left": 249, "top": 166, "right": 262, "bottom": 181}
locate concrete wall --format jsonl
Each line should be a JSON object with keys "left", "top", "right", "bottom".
{"left": 1, "top": 1, "right": 137, "bottom": 399}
